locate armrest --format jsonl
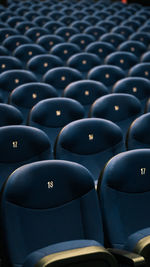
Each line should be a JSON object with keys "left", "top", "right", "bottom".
{"left": 108, "top": 248, "right": 145, "bottom": 267}
{"left": 23, "top": 240, "right": 117, "bottom": 267}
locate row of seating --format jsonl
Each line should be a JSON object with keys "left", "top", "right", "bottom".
{"left": 1, "top": 149, "right": 150, "bottom": 266}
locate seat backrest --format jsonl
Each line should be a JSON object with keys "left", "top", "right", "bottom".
{"left": 90, "top": 93, "right": 142, "bottom": 135}
{"left": 126, "top": 113, "right": 150, "bottom": 150}
{"left": 0, "top": 103, "right": 23, "bottom": 126}
{"left": 0, "top": 125, "right": 51, "bottom": 189}
{"left": 113, "top": 77, "right": 150, "bottom": 110}
{"left": 1, "top": 160, "right": 103, "bottom": 266}
{"left": 28, "top": 97, "right": 84, "bottom": 148}
{"left": 98, "top": 149, "right": 150, "bottom": 249}
{"left": 55, "top": 118, "right": 124, "bottom": 181}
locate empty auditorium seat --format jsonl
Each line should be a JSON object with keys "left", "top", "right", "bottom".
{"left": 27, "top": 54, "right": 63, "bottom": 80}
{"left": 88, "top": 65, "right": 125, "bottom": 92}
{"left": 112, "top": 26, "right": 134, "bottom": 38}
{"left": 97, "top": 21, "right": 116, "bottom": 32}
{"left": 129, "top": 32, "right": 150, "bottom": 47}
{"left": 44, "top": 21, "right": 65, "bottom": 34}
{"left": 98, "top": 148, "right": 150, "bottom": 266}
{"left": 67, "top": 52, "right": 101, "bottom": 77}
{"left": 0, "top": 46, "right": 9, "bottom": 56}
{"left": 0, "top": 28, "right": 18, "bottom": 43}
{"left": 2, "top": 35, "right": 31, "bottom": 52}
{"left": 105, "top": 51, "right": 138, "bottom": 73}
{"left": 0, "top": 125, "right": 51, "bottom": 190}
{"left": 113, "top": 77, "right": 150, "bottom": 110}
{"left": 121, "top": 20, "right": 140, "bottom": 31}
{"left": 71, "top": 20, "right": 90, "bottom": 32}
{"left": 28, "top": 98, "right": 84, "bottom": 148}
{"left": 100, "top": 33, "right": 125, "bottom": 48}
{"left": 55, "top": 26, "right": 79, "bottom": 41}
{"left": 15, "top": 21, "right": 36, "bottom": 34}
{"left": 141, "top": 51, "right": 150, "bottom": 63}
{"left": 51, "top": 42, "right": 80, "bottom": 62}
{"left": 126, "top": 113, "right": 150, "bottom": 150}
{"left": 90, "top": 93, "right": 142, "bottom": 136}
{"left": 55, "top": 118, "right": 125, "bottom": 182}
{"left": 1, "top": 160, "right": 118, "bottom": 267}
{"left": 37, "top": 34, "right": 64, "bottom": 52}
{"left": 0, "top": 70, "right": 37, "bottom": 102}
{"left": 86, "top": 41, "right": 115, "bottom": 62}
{"left": 9, "top": 82, "right": 58, "bottom": 124}
{"left": 0, "top": 103, "right": 23, "bottom": 126}
{"left": 129, "top": 63, "right": 150, "bottom": 80}
{"left": 119, "top": 40, "right": 147, "bottom": 58}
{"left": 33, "top": 16, "right": 51, "bottom": 27}
{"left": 43, "top": 67, "right": 82, "bottom": 95}
{"left": 0, "top": 56, "right": 22, "bottom": 74}
{"left": 14, "top": 44, "right": 46, "bottom": 66}
{"left": 7, "top": 16, "right": 25, "bottom": 27}
{"left": 69, "top": 33, "right": 95, "bottom": 50}
{"left": 84, "top": 26, "right": 106, "bottom": 40}
{"left": 64, "top": 80, "right": 108, "bottom": 115}
{"left": 25, "top": 27, "right": 49, "bottom": 42}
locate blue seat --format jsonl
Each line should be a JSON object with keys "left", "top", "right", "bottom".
{"left": 90, "top": 93, "right": 142, "bottom": 136}
{"left": 40, "top": 7, "right": 53, "bottom": 15}
{"left": 88, "top": 65, "right": 125, "bottom": 92}
{"left": 0, "top": 28, "right": 18, "bottom": 43}
{"left": 98, "top": 148, "right": 150, "bottom": 266}
{"left": 0, "top": 125, "right": 51, "bottom": 190}
{"left": 37, "top": 34, "right": 64, "bottom": 52}
{"left": 28, "top": 98, "right": 84, "bottom": 148}
{"left": 112, "top": 26, "right": 134, "bottom": 38}
{"left": 27, "top": 55, "right": 63, "bottom": 81}
{"left": 0, "top": 11, "right": 15, "bottom": 22}
{"left": 55, "top": 26, "right": 79, "bottom": 41}
{"left": 86, "top": 41, "right": 115, "bottom": 62}
{"left": 25, "top": 27, "right": 49, "bottom": 42}
{"left": 44, "top": 21, "right": 65, "bottom": 34}
{"left": 0, "top": 46, "right": 9, "bottom": 56}
{"left": 1, "top": 160, "right": 117, "bottom": 267}
{"left": 43, "top": 67, "right": 82, "bottom": 95}
{"left": 63, "top": 80, "right": 108, "bottom": 115}
{"left": 2, "top": 35, "right": 31, "bottom": 52}
{"left": 15, "top": 7, "right": 29, "bottom": 16}
{"left": 121, "top": 20, "right": 140, "bottom": 31}
{"left": 71, "top": 11, "right": 87, "bottom": 19}
{"left": 84, "top": 15, "right": 99, "bottom": 26}
{"left": 113, "top": 77, "right": 150, "bottom": 110}
{"left": 84, "top": 26, "right": 106, "bottom": 40}
{"left": 59, "top": 15, "right": 76, "bottom": 26}
{"left": 126, "top": 113, "right": 150, "bottom": 150}
{"left": 0, "top": 56, "right": 22, "bottom": 74}
{"left": 0, "top": 70, "right": 37, "bottom": 103}
{"left": 9, "top": 82, "right": 58, "bottom": 124}
{"left": 71, "top": 21, "right": 91, "bottom": 33}
{"left": 62, "top": 7, "right": 74, "bottom": 15}
{"left": 50, "top": 11, "right": 64, "bottom": 20}
{"left": 129, "top": 63, "right": 150, "bottom": 80}
{"left": 0, "top": 103, "right": 23, "bottom": 126}
{"left": 106, "top": 15, "right": 123, "bottom": 25}
{"left": 67, "top": 52, "right": 101, "bottom": 77}
{"left": 33, "top": 16, "right": 51, "bottom": 27}
{"left": 119, "top": 40, "right": 147, "bottom": 58}
{"left": 25, "top": 11, "right": 41, "bottom": 21}
{"left": 100, "top": 33, "right": 125, "bottom": 48}
{"left": 129, "top": 15, "right": 146, "bottom": 25}
{"left": 142, "top": 52, "right": 150, "bottom": 63}
{"left": 105, "top": 51, "right": 138, "bottom": 73}
{"left": 69, "top": 33, "right": 95, "bottom": 50}
{"left": 55, "top": 118, "right": 124, "bottom": 182}
{"left": 14, "top": 44, "right": 46, "bottom": 66}
{"left": 51, "top": 42, "right": 80, "bottom": 62}
{"left": 15, "top": 21, "right": 36, "bottom": 34}
{"left": 129, "top": 32, "right": 150, "bottom": 47}
{"left": 7, "top": 16, "right": 25, "bottom": 27}
{"left": 96, "top": 21, "right": 116, "bottom": 32}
